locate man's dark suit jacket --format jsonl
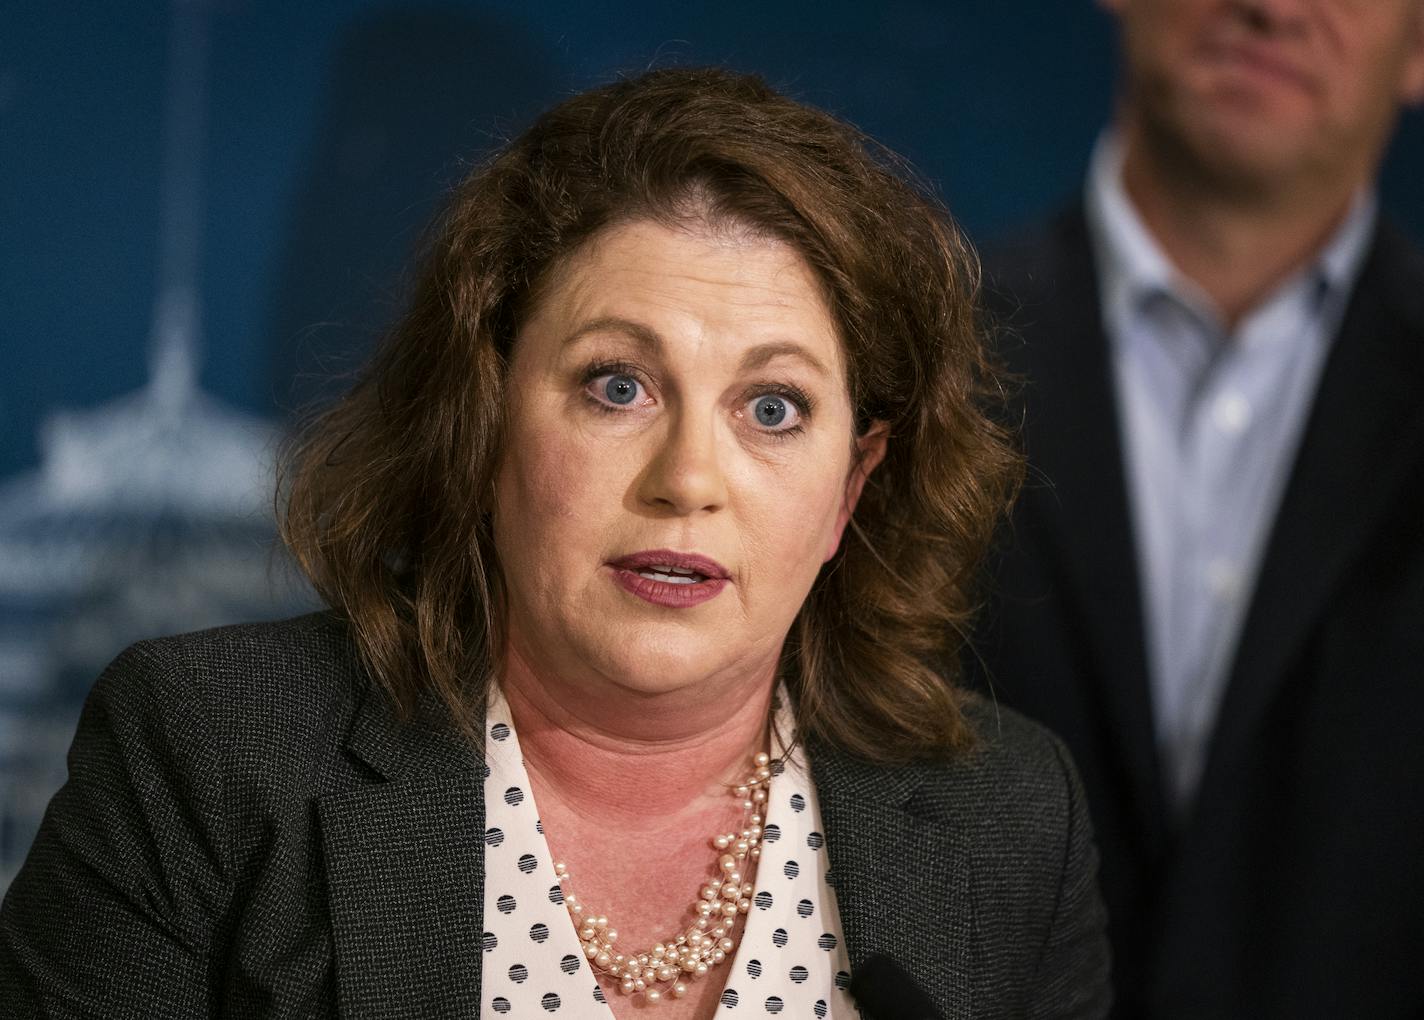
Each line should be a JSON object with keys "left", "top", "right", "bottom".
{"left": 975, "top": 206, "right": 1424, "bottom": 1019}
{"left": 0, "top": 612, "right": 1110, "bottom": 1018}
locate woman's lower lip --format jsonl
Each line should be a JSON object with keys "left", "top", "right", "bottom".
{"left": 610, "top": 567, "right": 728, "bottom": 607}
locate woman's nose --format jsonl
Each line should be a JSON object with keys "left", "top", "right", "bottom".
{"left": 637, "top": 410, "right": 729, "bottom": 516}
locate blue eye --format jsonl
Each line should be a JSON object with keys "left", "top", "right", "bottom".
{"left": 755, "top": 396, "right": 787, "bottom": 426}
{"left": 603, "top": 375, "right": 639, "bottom": 405}
{"left": 748, "top": 394, "right": 801, "bottom": 431}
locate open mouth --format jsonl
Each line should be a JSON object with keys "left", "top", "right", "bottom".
{"left": 635, "top": 564, "right": 708, "bottom": 585}
{"left": 608, "top": 549, "right": 730, "bottom": 607}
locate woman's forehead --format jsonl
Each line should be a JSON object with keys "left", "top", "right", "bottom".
{"left": 520, "top": 218, "right": 847, "bottom": 376}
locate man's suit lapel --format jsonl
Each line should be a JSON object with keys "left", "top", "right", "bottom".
{"left": 317, "top": 678, "right": 487, "bottom": 1017}
{"left": 1197, "top": 223, "right": 1424, "bottom": 805}
{"left": 1006, "top": 208, "right": 1168, "bottom": 851}
{"left": 811, "top": 745, "right": 978, "bottom": 1018}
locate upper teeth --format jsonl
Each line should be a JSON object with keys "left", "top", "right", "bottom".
{"left": 639, "top": 564, "right": 704, "bottom": 583}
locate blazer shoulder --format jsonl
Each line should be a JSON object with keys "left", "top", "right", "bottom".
{"left": 95, "top": 611, "right": 368, "bottom": 787}
{"left": 980, "top": 204, "right": 1092, "bottom": 307}
{"left": 901, "top": 692, "right": 1089, "bottom": 860}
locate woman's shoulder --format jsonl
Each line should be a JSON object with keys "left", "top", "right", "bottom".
{"left": 90, "top": 610, "right": 371, "bottom": 783}
{"left": 907, "top": 691, "right": 1089, "bottom": 843}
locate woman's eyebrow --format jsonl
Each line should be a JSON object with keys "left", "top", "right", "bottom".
{"left": 739, "top": 341, "right": 832, "bottom": 379}
{"left": 564, "top": 318, "right": 831, "bottom": 379}
{"left": 561, "top": 316, "right": 661, "bottom": 353}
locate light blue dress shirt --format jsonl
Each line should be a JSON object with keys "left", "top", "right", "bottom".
{"left": 1084, "top": 133, "right": 1377, "bottom": 815}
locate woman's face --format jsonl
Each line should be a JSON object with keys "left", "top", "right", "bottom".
{"left": 493, "top": 218, "right": 885, "bottom": 701}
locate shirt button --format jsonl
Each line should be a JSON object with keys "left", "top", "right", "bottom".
{"left": 1212, "top": 392, "right": 1252, "bottom": 434}
{"left": 1205, "top": 559, "right": 1242, "bottom": 601}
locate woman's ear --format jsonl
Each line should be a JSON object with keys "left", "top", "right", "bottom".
{"left": 826, "top": 421, "right": 890, "bottom": 561}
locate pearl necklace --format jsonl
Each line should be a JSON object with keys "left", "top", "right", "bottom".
{"left": 553, "top": 750, "right": 772, "bottom": 1006}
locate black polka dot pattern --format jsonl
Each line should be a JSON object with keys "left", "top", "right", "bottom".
{"left": 479, "top": 687, "right": 861, "bottom": 1018}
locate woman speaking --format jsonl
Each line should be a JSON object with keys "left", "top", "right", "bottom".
{"left": 0, "top": 68, "right": 1110, "bottom": 1018}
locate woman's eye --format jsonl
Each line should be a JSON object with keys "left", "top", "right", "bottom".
{"left": 746, "top": 393, "right": 802, "bottom": 431}
{"left": 590, "top": 373, "right": 644, "bottom": 407}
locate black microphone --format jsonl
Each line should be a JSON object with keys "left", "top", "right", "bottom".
{"left": 848, "top": 953, "right": 944, "bottom": 1020}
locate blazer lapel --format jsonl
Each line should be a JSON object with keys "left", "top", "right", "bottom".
{"left": 811, "top": 745, "right": 977, "bottom": 1018}
{"left": 318, "top": 678, "right": 487, "bottom": 1018}
{"left": 1198, "top": 223, "right": 1424, "bottom": 803}
{"left": 1004, "top": 208, "right": 1168, "bottom": 850}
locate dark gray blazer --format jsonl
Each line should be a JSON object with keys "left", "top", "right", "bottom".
{"left": 0, "top": 612, "right": 1109, "bottom": 1018}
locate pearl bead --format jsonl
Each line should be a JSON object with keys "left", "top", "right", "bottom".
{"left": 713, "top": 834, "right": 731, "bottom": 849}
{"left": 620, "top": 977, "right": 635, "bottom": 995}
{"left": 657, "top": 965, "right": 675, "bottom": 981}
{"left": 719, "top": 937, "right": 734, "bottom": 952}
{"left": 672, "top": 982, "right": 688, "bottom": 999}
{"left": 605, "top": 930, "right": 618, "bottom": 943}
{"left": 721, "top": 901, "right": 738, "bottom": 917}
{"left": 754, "top": 752, "right": 770, "bottom": 767}
{"left": 713, "top": 949, "right": 726, "bottom": 963}
{"left": 719, "top": 854, "right": 737, "bottom": 872}
{"left": 642, "top": 968, "right": 656, "bottom": 982}
{"left": 646, "top": 988, "right": 662, "bottom": 1003}
{"left": 596, "top": 952, "right": 611, "bottom": 968}
{"left": 695, "top": 962, "right": 709, "bottom": 977}
{"left": 681, "top": 957, "right": 698, "bottom": 973}
{"left": 634, "top": 979, "right": 646, "bottom": 992}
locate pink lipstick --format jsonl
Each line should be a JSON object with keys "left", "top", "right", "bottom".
{"left": 607, "top": 549, "right": 730, "bottom": 608}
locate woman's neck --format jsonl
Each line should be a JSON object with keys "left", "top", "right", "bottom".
{"left": 497, "top": 639, "right": 777, "bottom": 826}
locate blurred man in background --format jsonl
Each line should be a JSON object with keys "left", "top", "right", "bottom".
{"left": 976, "top": 1, "right": 1424, "bottom": 1016}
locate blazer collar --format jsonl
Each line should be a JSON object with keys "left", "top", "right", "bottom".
{"left": 318, "top": 675, "right": 488, "bottom": 1016}
{"left": 318, "top": 675, "right": 983, "bottom": 1017}
{"left": 810, "top": 741, "right": 979, "bottom": 1018}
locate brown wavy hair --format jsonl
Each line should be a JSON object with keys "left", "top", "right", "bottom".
{"left": 280, "top": 66, "right": 1020, "bottom": 762}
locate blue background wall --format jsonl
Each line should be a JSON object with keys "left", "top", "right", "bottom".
{"left": 1, "top": 0, "right": 1421, "bottom": 887}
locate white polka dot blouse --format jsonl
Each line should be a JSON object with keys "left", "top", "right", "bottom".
{"left": 479, "top": 686, "right": 862, "bottom": 1017}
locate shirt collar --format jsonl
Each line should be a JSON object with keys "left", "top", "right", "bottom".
{"left": 1084, "top": 129, "right": 1378, "bottom": 340}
